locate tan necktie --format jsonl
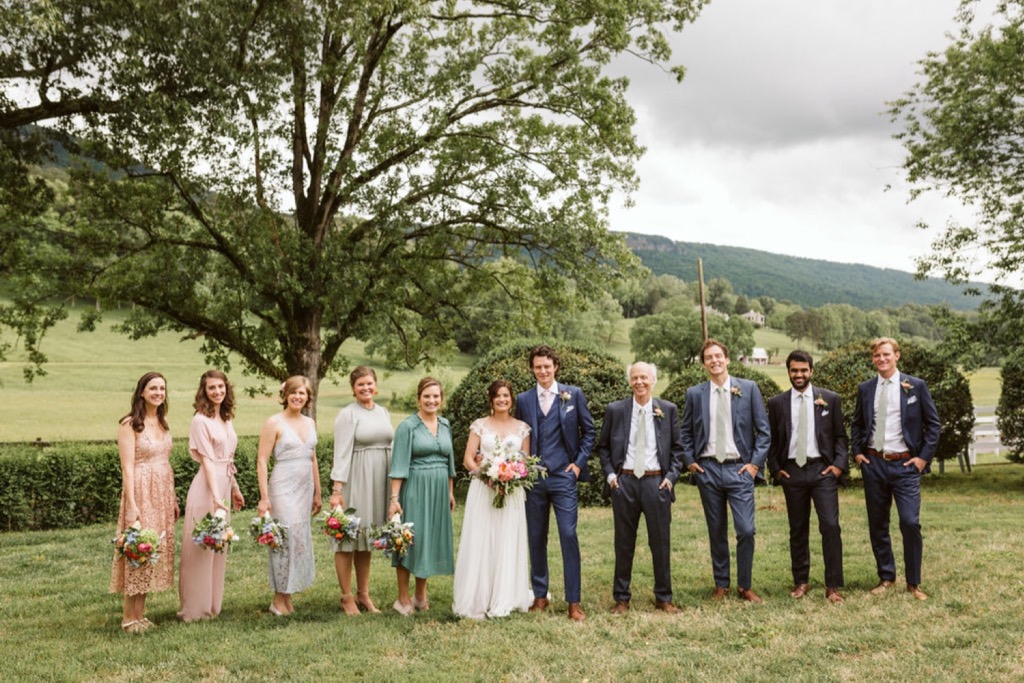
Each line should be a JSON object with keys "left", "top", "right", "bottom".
{"left": 873, "top": 379, "right": 889, "bottom": 451}
{"left": 715, "top": 387, "right": 728, "bottom": 463}
{"left": 634, "top": 408, "right": 647, "bottom": 478}
{"left": 796, "top": 393, "right": 808, "bottom": 467}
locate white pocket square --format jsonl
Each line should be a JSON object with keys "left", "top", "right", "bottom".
{"left": 907, "top": 396, "right": 918, "bottom": 404}
{"left": 564, "top": 405, "right": 575, "bottom": 414}
{"left": 821, "top": 410, "right": 830, "bottom": 416}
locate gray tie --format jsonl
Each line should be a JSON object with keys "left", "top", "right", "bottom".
{"left": 796, "top": 393, "right": 808, "bottom": 467}
{"left": 634, "top": 408, "right": 647, "bottom": 478}
{"left": 873, "top": 379, "right": 889, "bottom": 451}
{"left": 715, "top": 387, "right": 728, "bottom": 463}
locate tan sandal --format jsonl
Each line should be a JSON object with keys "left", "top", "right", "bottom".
{"left": 356, "top": 592, "right": 381, "bottom": 613}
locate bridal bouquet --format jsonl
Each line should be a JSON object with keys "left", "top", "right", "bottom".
{"left": 475, "top": 438, "right": 545, "bottom": 509}
{"left": 249, "top": 512, "right": 288, "bottom": 552}
{"left": 192, "top": 508, "right": 239, "bottom": 552}
{"left": 320, "top": 506, "right": 362, "bottom": 544}
{"left": 112, "top": 521, "right": 163, "bottom": 568}
{"left": 371, "top": 515, "right": 414, "bottom": 559}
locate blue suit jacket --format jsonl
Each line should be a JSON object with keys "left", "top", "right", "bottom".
{"left": 680, "top": 377, "right": 770, "bottom": 473}
{"left": 516, "top": 383, "right": 595, "bottom": 483}
{"left": 850, "top": 372, "right": 940, "bottom": 468}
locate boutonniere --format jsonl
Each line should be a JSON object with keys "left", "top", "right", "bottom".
{"left": 559, "top": 390, "right": 571, "bottom": 405}
{"left": 900, "top": 381, "right": 912, "bottom": 394}
{"left": 814, "top": 394, "right": 827, "bottom": 407}
{"left": 730, "top": 385, "right": 742, "bottom": 398}
{"left": 653, "top": 406, "right": 665, "bottom": 420}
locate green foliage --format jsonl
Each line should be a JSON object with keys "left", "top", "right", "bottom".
{"left": 446, "top": 339, "right": 628, "bottom": 507}
{"left": 629, "top": 307, "right": 755, "bottom": 377}
{"left": 997, "top": 348, "right": 1024, "bottom": 463}
{"left": 813, "top": 340, "right": 974, "bottom": 462}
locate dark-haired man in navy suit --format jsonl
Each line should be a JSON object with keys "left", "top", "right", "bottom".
{"left": 851, "top": 337, "right": 939, "bottom": 601}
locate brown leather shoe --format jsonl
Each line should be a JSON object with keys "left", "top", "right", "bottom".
{"left": 790, "top": 583, "right": 811, "bottom": 599}
{"left": 528, "top": 597, "right": 550, "bottom": 612}
{"left": 737, "top": 588, "right": 763, "bottom": 603}
{"left": 906, "top": 584, "right": 928, "bottom": 601}
{"left": 825, "top": 587, "right": 844, "bottom": 604}
{"left": 869, "top": 580, "right": 895, "bottom": 595}
{"left": 609, "top": 601, "right": 629, "bottom": 615}
{"left": 567, "top": 602, "right": 586, "bottom": 622}
{"left": 654, "top": 600, "right": 680, "bottom": 614}
{"left": 711, "top": 587, "right": 728, "bottom": 600}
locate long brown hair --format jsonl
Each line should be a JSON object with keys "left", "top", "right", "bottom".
{"left": 120, "top": 372, "right": 169, "bottom": 432}
{"left": 193, "top": 369, "right": 236, "bottom": 420}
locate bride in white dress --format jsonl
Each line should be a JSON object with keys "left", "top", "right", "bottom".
{"left": 452, "top": 380, "right": 534, "bottom": 619}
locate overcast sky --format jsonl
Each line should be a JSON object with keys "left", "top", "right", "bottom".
{"left": 607, "top": 0, "right": 990, "bottom": 277}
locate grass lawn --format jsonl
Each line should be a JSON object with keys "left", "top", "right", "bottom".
{"left": 2, "top": 463, "right": 1022, "bottom": 681}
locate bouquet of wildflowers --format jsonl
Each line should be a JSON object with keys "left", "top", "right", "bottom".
{"left": 192, "top": 508, "right": 239, "bottom": 552}
{"left": 371, "top": 514, "right": 414, "bottom": 558}
{"left": 475, "top": 437, "right": 545, "bottom": 509}
{"left": 320, "top": 506, "right": 362, "bottom": 544}
{"left": 248, "top": 511, "right": 288, "bottom": 552}
{"left": 112, "top": 521, "right": 163, "bottom": 568}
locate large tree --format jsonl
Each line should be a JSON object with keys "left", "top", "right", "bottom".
{"left": 1, "top": 0, "right": 707, "bottom": 404}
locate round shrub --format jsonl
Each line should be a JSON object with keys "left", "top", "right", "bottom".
{"left": 447, "top": 339, "right": 629, "bottom": 507}
{"left": 996, "top": 348, "right": 1024, "bottom": 463}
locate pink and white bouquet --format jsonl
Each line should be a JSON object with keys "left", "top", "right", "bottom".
{"left": 112, "top": 521, "right": 163, "bottom": 568}
{"left": 320, "top": 506, "right": 362, "bottom": 544}
{"left": 371, "top": 515, "right": 414, "bottom": 559}
{"left": 192, "top": 508, "right": 239, "bottom": 552}
{"left": 249, "top": 512, "right": 288, "bottom": 552}
{"left": 475, "top": 438, "right": 545, "bottom": 509}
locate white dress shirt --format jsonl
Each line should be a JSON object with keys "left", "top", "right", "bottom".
{"left": 872, "top": 372, "right": 910, "bottom": 453}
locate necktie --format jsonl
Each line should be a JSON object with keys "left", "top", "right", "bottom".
{"left": 796, "top": 393, "right": 808, "bottom": 467}
{"left": 541, "top": 390, "right": 553, "bottom": 415}
{"left": 715, "top": 387, "right": 728, "bottom": 463}
{"left": 634, "top": 408, "right": 647, "bottom": 478}
{"left": 873, "top": 379, "right": 889, "bottom": 451}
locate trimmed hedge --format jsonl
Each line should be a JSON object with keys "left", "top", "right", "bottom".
{"left": 0, "top": 435, "right": 338, "bottom": 532}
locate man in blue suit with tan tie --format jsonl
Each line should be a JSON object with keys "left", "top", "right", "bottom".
{"left": 681, "top": 339, "right": 770, "bottom": 603}
{"left": 851, "top": 337, "right": 939, "bottom": 601}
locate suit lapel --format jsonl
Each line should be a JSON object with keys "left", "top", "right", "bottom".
{"left": 781, "top": 389, "right": 793, "bottom": 443}
{"left": 651, "top": 398, "right": 664, "bottom": 459}
{"left": 700, "top": 382, "right": 711, "bottom": 450}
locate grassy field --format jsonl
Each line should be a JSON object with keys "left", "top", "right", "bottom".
{"left": 1, "top": 463, "right": 1022, "bottom": 681}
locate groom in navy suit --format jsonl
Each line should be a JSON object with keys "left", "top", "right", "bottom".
{"left": 516, "top": 345, "right": 595, "bottom": 622}
{"left": 851, "top": 337, "right": 939, "bottom": 601}
{"left": 681, "top": 339, "right": 770, "bottom": 602}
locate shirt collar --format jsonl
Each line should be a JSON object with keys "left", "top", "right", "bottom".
{"left": 537, "top": 381, "right": 559, "bottom": 397}
{"left": 793, "top": 384, "right": 814, "bottom": 400}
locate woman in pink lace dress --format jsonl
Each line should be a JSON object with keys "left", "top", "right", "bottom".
{"left": 109, "top": 372, "right": 179, "bottom": 633}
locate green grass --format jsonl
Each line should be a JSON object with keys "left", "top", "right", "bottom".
{"left": 2, "top": 464, "right": 1023, "bottom": 681}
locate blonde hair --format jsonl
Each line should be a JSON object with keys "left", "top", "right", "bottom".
{"left": 280, "top": 375, "right": 314, "bottom": 410}
{"left": 870, "top": 337, "right": 901, "bottom": 354}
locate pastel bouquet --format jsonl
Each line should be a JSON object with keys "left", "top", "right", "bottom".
{"left": 248, "top": 512, "right": 288, "bottom": 552}
{"left": 371, "top": 515, "right": 414, "bottom": 559}
{"left": 475, "top": 437, "right": 545, "bottom": 509}
{"left": 112, "top": 521, "right": 163, "bottom": 569}
{"left": 320, "top": 506, "right": 362, "bottom": 544}
{"left": 192, "top": 508, "right": 239, "bottom": 552}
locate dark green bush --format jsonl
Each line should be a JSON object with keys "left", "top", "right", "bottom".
{"left": 996, "top": 348, "right": 1024, "bottom": 463}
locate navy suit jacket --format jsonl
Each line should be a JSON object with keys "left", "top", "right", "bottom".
{"left": 850, "top": 372, "right": 940, "bottom": 468}
{"left": 596, "top": 397, "right": 685, "bottom": 496}
{"left": 516, "top": 383, "right": 595, "bottom": 483}
{"left": 766, "top": 387, "right": 848, "bottom": 478}
{"left": 680, "top": 377, "right": 770, "bottom": 473}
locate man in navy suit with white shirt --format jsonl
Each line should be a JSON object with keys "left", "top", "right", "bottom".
{"left": 851, "top": 337, "right": 940, "bottom": 601}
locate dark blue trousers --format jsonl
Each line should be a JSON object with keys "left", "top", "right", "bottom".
{"left": 525, "top": 471, "right": 581, "bottom": 603}
{"left": 694, "top": 459, "right": 756, "bottom": 590}
{"left": 861, "top": 457, "right": 923, "bottom": 585}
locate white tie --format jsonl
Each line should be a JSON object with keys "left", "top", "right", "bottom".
{"left": 634, "top": 408, "right": 647, "bottom": 478}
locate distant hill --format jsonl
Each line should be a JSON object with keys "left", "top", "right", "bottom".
{"left": 624, "top": 233, "right": 986, "bottom": 311}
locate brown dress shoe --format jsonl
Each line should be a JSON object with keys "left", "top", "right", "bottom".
{"left": 790, "top": 583, "right": 811, "bottom": 599}
{"left": 869, "top": 580, "right": 896, "bottom": 595}
{"left": 825, "top": 587, "right": 844, "bottom": 604}
{"left": 907, "top": 584, "right": 928, "bottom": 601}
{"left": 654, "top": 600, "right": 680, "bottom": 614}
{"left": 567, "top": 602, "right": 586, "bottom": 622}
{"left": 710, "top": 587, "right": 729, "bottom": 600}
{"left": 609, "top": 601, "right": 629, "bottom": 615}
{"left": 737, "top": 588, "right": 763, "bottom": 603}
{"left": 528, "top": 597, "right": 550, "bottom": 612}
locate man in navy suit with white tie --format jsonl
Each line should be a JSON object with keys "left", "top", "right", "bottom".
{"left": 851, "top": 337, "right": 940, "bottom": 601}
{"left": 681, "top": 339, "right": 770, "bottom": 603}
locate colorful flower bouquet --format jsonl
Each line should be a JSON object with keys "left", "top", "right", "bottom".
{"left": 320, "top": 506, "right": 362, "bottom": 544}
{"left": 475, "top": 437, "right": 545, "bottom": 508}
{"left": 192, "top": 508, "right": 239, "bottom": 552}
{"left": 248, "top": 512, "right": 288, "bottom": 552}
{"left": 112, "top": 521, "right": 162, "bottom": 569}
{"left": 371, "top": 515, "right": 414, "bottom": 558}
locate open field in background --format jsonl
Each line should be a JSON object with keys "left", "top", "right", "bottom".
{"left": 1, "top": 464, "right": 1022, "bottom": 681}
{"left": 0, "top": 311, "right": 1004, "bottom": 442}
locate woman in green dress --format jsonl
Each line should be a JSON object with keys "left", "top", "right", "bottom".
{"left": 388, "top": 377, "right": 456, "bottom": 615}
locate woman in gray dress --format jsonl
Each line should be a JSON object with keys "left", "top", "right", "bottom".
{"left": 331, "top": 366, "right": 394, "bottom": 615}
{"left": 256, "top": 375, "right": 323, "bottom": 615}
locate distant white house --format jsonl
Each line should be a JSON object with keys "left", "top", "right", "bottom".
{"left": 743, "top": 347, "right": 769, "bottom": 365}
{"left": 740, "top": 309, "right": 765, "bottom": 327}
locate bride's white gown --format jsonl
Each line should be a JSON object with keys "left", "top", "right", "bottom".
{"left": 452, "top": 419, "right": 534, "bottom": 619}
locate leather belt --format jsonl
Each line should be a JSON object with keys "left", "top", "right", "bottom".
{"left": 866, "top": 447, "right": 911, "bottom": 461}
{"left": 622, "top": 469, "right": 663, "bottom": 478}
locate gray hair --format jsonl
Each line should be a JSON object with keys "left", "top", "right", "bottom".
{"left": 626, "top": 361, "right": 658, "bottom": 385}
